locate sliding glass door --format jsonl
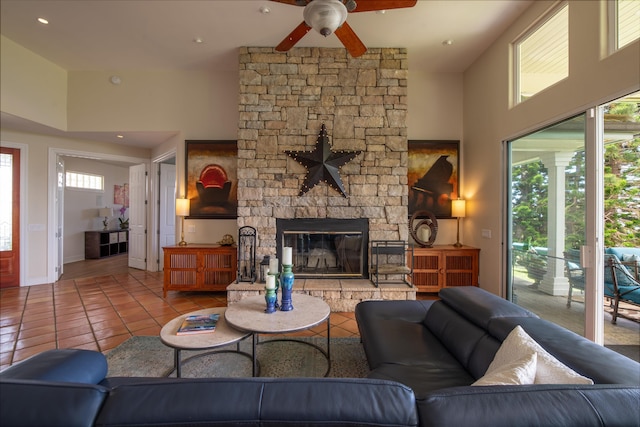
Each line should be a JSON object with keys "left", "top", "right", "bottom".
{"left": 508, "top": 114, "right": 588, "bottom": 336}
{"left": 506, "top": 91, "right": 639, "bottom": 346}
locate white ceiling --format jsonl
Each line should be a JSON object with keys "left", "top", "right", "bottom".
{"left": 0, "top": 0, "right": 533, "bottom": 148}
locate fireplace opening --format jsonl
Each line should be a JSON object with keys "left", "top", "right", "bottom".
{"left": 276, "top": 218, "right": 369, "bottom": 279}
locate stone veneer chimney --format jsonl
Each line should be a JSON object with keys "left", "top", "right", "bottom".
{"left": 237, "top": 47, "right": 408, "bottom": 260}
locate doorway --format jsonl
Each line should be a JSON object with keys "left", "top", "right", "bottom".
{"left": 0, "top": 146, "right": 21, "bottom": 288}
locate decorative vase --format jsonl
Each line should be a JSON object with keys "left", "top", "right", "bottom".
{"left": 120, "top": 222, "right": 129, "bottom": 230}
{"left": 264, "top": 287, "right": 277, "bottom": 313}
{"left": 280, "top": 264, "right": 294, "bottom": 311}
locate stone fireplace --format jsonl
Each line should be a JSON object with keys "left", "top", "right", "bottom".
{"left": 276, "top": 218, "right": 369, "bottom": 279}
{"left": 236, "top": 47, "right": 409, "bottom": 259}
{"left": 229, "top": 47, "right": 415, "bottom": 310}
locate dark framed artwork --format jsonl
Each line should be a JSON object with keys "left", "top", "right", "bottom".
{"left": 185, "top": 140, "right": 238, "bottom": 219}
{"left": 408, "top": 140, "right": 460, "bottom": 219}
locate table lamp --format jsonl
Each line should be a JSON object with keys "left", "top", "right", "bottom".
{"left": 451, "top": 199, "right": 466, "bottom": 248}
{"left": 99, "top": 208, "right": 112, "bottom": 230}
{"left": 175, "top": 198, "right": 190, "bottom": 246}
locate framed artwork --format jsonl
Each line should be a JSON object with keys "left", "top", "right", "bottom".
{"left": 185, "top": 140, "right": 238, "bottom": 219}
{"left": 113, "top": 183, "right": 129, "bottom": 207}
{"left": 408, "top": 140, "right": 460, "bottom": 219}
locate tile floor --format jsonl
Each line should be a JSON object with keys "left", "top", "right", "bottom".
{"left": 0, "top": 268, "right": 360, "bottom": 371}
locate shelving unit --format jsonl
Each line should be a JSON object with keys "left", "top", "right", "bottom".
{"left": 85, "top": 229, "right": 128, "bottom": 259}
{"left": 163, "top": 245, "right": 237, "bottom": 297}
{"left": 412, "top": 245, "right": 480, "bottom": 292}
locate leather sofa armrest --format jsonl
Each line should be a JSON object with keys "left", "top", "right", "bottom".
{"left": 418, "top": 385, "right": 640, "bottom": 427}
{"left": 0, "top": 379, "right": 109, "bottom": 427}
{"left": 0, "top": 349, "right": 108, "bottom": 384}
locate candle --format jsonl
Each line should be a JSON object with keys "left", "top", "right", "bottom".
{"left": 283, "top": 247, "right": 292, "bottom": 265}
{"left": 266, "top": 274, "right": 276, "bottom": 289}
{"left": 269, "top": 257, "right": 279, "bottom": 274}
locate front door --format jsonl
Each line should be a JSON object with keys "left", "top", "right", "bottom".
{"left": 0, "top": 147, "right": 20, "bottom": 288}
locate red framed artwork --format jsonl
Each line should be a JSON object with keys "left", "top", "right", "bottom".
{"left": 185, "top": 140, "right": 237, "bottom": 219}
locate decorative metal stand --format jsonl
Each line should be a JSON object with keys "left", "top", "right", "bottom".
{"left": 280, "top": 264, "right": 294, "bottom": 311}
{"left": 237, "top": 226, "right": 257, "bottom": 283}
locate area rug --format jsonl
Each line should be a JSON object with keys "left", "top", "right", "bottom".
{"left": 106, "top": 336, "right": 370, "bottom": 379}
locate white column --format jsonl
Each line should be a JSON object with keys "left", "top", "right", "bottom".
{"left": 539, "top": 152, "right": 574, "bottom": 296}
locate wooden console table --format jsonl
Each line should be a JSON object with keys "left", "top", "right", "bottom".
{"left": 163, "top": 245, "right": 237, "bottom": 298}
{"left": 412, "top": 245, "right": 480, "bottom": 292}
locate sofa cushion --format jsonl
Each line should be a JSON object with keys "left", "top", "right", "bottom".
{"left": 489, "top": 317, "right": 640, "bottom": 385}
{"left": 95, "top": 378, "right": 418, "bottom": 427}
{"left": 368, "top": 362, "right": 475, "bottom": 398}
{"left": 424, "top": 301, "right": 501, "bottom": 379}
{"left": 438, "top": 287, "right": 538, "bottom": 330}
{"left": 0, "top": 379, "right": 108, "bottom": 427}
{"left": 472, "top": 352, "right": 537, "bottom": 386}
{"left": 356, "top": 300, "right": 437, "bottom": 369}
{"left": 417, "top": 385, "right": 640, "bottom": 427}
{"left": 484, "top": 326, "right": 593, "bottom": 384}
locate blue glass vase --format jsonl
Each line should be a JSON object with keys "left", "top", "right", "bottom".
{"left": 264, "top": 287, "right": 277, "bottom": 313}
{"left": 280, "top": 264, "right": 294, "bottom": 311}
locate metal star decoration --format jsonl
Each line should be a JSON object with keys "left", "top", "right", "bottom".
{"left": 285, "top": 124, "right": 362, "bottom": 197}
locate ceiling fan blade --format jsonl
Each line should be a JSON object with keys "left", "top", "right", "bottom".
{"left": 351, "top": 0, "right": 417, "bottom": 13}
{"left": 269, "top": 0, "right": 308, "bottom": 6}
{"left": 334, "top": 22, "right": 367, "bottom": 57}
{"left": 276, "top": 21, "right": 311, "bottom": 52}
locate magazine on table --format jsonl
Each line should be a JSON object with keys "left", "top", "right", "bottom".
{"left": 176, "top": 313, "right": 219, "bottom": 335}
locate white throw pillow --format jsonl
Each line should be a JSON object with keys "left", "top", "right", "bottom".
{"left": 485, "top": 325, "right": 594, "bottom": 384}
{"left": 472, "top": 352, "right": 537, "bottom": 386}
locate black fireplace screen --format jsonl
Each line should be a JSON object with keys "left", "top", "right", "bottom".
{"left": 276, "top": 218, "right": 369, "bottom": 279}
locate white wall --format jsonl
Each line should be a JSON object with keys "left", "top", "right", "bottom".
{"left": 463, "top": 0, "right": 640, "bottom": 295}
{"left": 62, "top": 157, "right": 129, "bottom": 263}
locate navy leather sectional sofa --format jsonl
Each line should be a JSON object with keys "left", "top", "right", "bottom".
{"left": 1, "top": 286, "right": 638, "bottom": 426}
{"left": 356, "top": 286, "right": 640, "bottom": 427}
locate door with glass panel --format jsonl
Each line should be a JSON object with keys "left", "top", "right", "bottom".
{"left": 508, "top": 114, "right": 588, "bottom": 336}
{"left": 0, "top": 146, "right": 20, "bottom": 288}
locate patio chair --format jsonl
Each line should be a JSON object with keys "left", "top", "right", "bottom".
{"left": 564, "top": 249, "right": 585, "bottom": 308}
{"left": 605, "top": 254, "right": 640, "bottom": 324}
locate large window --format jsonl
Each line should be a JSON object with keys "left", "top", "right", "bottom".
{"left": 613, "top": 0, "right": 640, "bottom": 51}
{"left": 514, "top": 2, "right": 568, "bottom": 103}
{"left": 65, "top": 171, "right": 104, "bottom": 190}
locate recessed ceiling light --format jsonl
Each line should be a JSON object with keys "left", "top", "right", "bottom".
{"left": 116, "top": 135, "right": 124, "bottom": 139}
{"left": 442, "top": 39, "right": 454, "bottom": 46}
{"left": 193, "top": 37, "right": 204, "bottom": 44}
{"left": 37, "top": 17, "right": 49, "bottom": 25}
{"left": 260, "top": 6, "right": 270, "bottom": 14}
{"left": 110, "top": 75, "right": 122, "bottom": 85}
{"left": 376, "top": 10, "right": 386, "bottom": 14}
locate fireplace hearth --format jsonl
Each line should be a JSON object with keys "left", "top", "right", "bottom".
{"left": 276, "top": 218, "right": 369, "bottom": 279}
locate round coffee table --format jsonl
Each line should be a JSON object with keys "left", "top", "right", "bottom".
{"left": 160, "top": 307, "right": 253, "bottom": 377}
{"left": 224, "top": 294, "right": 331, "bottom": 377}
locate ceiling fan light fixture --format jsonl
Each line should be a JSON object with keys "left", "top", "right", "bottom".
{"left": 303, "top": 0, "right": 348, "bottom": 37}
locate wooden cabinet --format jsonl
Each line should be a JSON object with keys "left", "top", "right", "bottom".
{"left": 163, "top": 245, "right": 237, "bottom": 297}
{"left": 85, "top": 230, "right": 128, "bottom": 259}
{"left": 412, "top": 245, "right": 480, "bottom": 292}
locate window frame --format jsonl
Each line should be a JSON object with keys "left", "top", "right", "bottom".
{"left": 513, "top": 1, "right": 569, "bottom": 105}
{"left": 65, "top": 170, "right": 105, "bottom": 191}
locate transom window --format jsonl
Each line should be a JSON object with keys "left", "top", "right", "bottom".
{"left": 66, "top": 171, "right": 104, "bottom": 190}
{"left": 514, "top": 2, "right": 568, "bottom": 104}
{"left": 613, "top": 0, "right": 640, "bottom": 51}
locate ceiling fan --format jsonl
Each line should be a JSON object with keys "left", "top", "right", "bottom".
{"left": 271, "top": 0, "right": 417, "bottom": 57}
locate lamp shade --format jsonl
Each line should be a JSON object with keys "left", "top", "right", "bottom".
{"left": 451, "top": 199, "right": 466, "bottom": 218}
{"left": 303, "top": 0, "right": 347, "bottom": 37}
{"left": 99, "top": 208, "right": 112, "bottom": 218}
{"left": 175, "top": 198, "right": 190, "bottom": 217}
